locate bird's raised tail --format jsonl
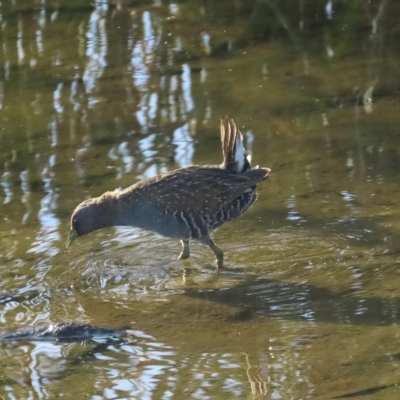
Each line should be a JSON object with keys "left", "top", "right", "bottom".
{"left": 220, "top": 118, "right": 252, "bottom": 173}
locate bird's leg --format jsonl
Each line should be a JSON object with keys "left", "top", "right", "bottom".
{"left": 211, "top": 242, "right": 224, "bottom": 268}
{"left": 178, "top": 240, "right": 190, "bottom": 260}
{"left": 201, "top": 236, "right": 224, "bottom": 268}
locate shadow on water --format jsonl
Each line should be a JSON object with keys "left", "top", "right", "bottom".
{"left": 183, "top": 275, "right": 400, "bottom": 327}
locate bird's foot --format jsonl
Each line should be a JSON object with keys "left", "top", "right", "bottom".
{"left": 178, "top": 240, "right": 190, "bottom": 260}
{"left": 178, "top": 251, "right": 190, "bottom": 260}
{"left": 215, "top": 256, "right": 224, "bottom": 269}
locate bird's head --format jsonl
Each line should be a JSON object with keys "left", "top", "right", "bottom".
{"left": 66, "top": 199, "right": 102, "bottom": 247}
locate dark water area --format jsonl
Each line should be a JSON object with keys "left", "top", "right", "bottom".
{"left": 1, "top": 0, "right": 400, "bottom": 398}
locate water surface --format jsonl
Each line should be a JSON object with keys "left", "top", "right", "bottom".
{"left": 1, "top": 0, "right": 400, "bottom": 398}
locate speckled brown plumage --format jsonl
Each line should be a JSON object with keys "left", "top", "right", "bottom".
{"left": 67, "top": 118, "right": 270, "bottom": 267}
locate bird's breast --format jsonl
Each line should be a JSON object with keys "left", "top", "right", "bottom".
{"left": 126, "top": 205, "right": 194, "bottom": 239}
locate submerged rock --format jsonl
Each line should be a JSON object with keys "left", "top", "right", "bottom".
{"left": 0, "top": 322, "right": 126, "bottom": 343}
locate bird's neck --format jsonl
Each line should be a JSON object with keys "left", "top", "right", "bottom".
{"left": 94, "top": 192, "right": 138, "bottom": 228}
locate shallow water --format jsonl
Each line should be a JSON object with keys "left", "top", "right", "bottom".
{"left": 1, "top": 0, "right": 400, "bottom": 398}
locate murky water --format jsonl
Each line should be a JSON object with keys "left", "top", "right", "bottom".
{"left": 1, "top": 0, "right": 400, "bottom": 398}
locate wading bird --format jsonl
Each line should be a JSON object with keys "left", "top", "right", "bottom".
{"left": 67, "top": 118, "right": 270, "bottom": 267}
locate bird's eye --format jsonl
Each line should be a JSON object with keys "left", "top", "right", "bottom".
{"left": 73, "top": 218, "right": 78, "bottom": 226}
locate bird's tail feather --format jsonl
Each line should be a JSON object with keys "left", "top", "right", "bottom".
{"left": 220, "top": 118, "right": 251, "bottom": 173}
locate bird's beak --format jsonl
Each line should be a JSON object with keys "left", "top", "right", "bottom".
{"left": 66, "top": 229, "right": 78, "bottom": 248}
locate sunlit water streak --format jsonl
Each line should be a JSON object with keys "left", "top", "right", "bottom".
{"left": 27, "top": 155, "right": 60, "bottom": 258}
{"left": 83, "top": 5, "right": 108, "bottom": 96}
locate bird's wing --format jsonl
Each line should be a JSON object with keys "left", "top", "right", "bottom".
{"left": 124, "top": 166, "right": 269, "bottom": 215}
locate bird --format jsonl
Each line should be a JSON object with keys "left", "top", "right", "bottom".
{"left": 66, "top": 118, "right": 270, "bottom": 267}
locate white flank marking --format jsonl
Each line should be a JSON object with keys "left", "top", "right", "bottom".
{"left": 235, "top": 134, "right": 245, "bottom": 172}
